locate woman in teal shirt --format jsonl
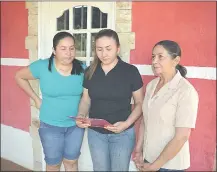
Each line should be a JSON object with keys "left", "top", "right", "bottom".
{"left": 15, "top": 32, "right": 85, "bottom": 171}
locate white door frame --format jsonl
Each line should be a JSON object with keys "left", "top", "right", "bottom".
{"left": 37, "top": 2, "right": 116, "bottom": 171}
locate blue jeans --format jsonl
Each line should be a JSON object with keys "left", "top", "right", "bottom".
{"left": 144, "top": 159, "right": 184, "bottom": 172}
{"left": 38, "top": 121, "right": 84, "bottom": 165}
{"left": 88, "top": 127, "right": 135, "bottom": 171}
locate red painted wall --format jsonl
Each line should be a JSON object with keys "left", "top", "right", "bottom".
{"left": 189, "top": 79, "right": 216, "bottom": 171}
{"left": 131, "top": 2, "right": 216, "bottom": 171}
{"left": 1, "top": 2, "right": 30, "bottom": 131}
{"left": 1, "top": 66, "right": 31, "bottom": 131}
{"left": 1, "top": 2, "right": 28, "bottom": 58}
{"left": 131, "top": 2, "right": 216, "bottom": 67}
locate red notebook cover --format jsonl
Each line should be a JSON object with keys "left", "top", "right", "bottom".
{"left": 69, "top": 116, "right": 112, "bottom": 128}
{"left": 89, "top": 118, "right": 112, "bottom": 128}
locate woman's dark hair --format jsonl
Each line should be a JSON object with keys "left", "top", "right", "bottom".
{"left": 85, "top": 29, "right": 120, "bottom": 80}
{"left": 48, "top": 31, "right": 84, "bottom": 75}
{"left": 153, "top": 40, "right": 187, "bottom": 78}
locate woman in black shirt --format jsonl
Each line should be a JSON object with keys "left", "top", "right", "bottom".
{"left": 76, "top": 29, "right": 144, "bottom": 171}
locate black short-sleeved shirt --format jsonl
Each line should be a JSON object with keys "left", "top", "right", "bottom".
{"left": 83, "top": 57, "right": 143, "bottom": 134}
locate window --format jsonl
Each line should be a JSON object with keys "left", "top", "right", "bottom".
{"left": 56, "top": 5, "right": 109, "bottom": 66}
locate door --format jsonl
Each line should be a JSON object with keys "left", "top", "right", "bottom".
{"left": 38, "top": 2, "right": 116, "bottom": 170}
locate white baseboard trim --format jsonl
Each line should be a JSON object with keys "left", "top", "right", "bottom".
{"left": 1, "top": 124, "right": 34, "bottom": 170}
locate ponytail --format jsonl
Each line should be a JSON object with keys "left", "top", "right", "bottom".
{"left": 48, "top": 53, "right": 54, "bottom": 72}
{"left": 176, "top": 64, "right": 187, "bottom": 78}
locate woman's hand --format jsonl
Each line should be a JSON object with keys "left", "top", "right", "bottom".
{"left": 138, "top": 163, "right": 160, "bottom": 171}
{"left": 76, "top": 117, "right": 91, "bottom": 128}
{"left": 104, "top": 121, "right": 129, "bottom": 133}
{"left": 133, "top": 151, "right": 143, "bottom": 170}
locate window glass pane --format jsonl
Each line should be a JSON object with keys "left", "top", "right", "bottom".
{"left": 74, "top": 33, "right": 87, "bottom": 57}
{"left": 91, "top": 7, "right": 107, "bottom": 28}
{"left": 57, "top": 10, "right": 69, "bottom": 31}
{"left": 73, "top": 6, "right": 87, "bottom": 29}
{"left": 92, "top": 7, "right": 100, "bottom": 28}
{"left": 90, "top": 33, "right": 97, "bottom": 57}
{"left": 102, "top": 13, "right": 107, "bottom": 28}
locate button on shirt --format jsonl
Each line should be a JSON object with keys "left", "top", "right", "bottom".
{"left": 83, "top": 57, "right": 143, "bottom": 134}
{"left": 142, "top": 71, "right": 199, "bottom": 170}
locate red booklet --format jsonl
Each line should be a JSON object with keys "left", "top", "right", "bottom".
{"left": 69, "top": 116, "right": 112, "bottom": 128}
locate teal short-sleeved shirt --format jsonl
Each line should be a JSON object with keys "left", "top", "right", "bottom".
{"left": 29, "top": 58, "right": 86, "bottom": 127}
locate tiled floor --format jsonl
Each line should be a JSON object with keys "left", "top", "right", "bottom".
{"left": 1, "top": 158, "right": 30, "bottom": 171}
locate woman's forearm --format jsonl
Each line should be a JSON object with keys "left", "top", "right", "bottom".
{"left": 15, "top": 77, "right": 40, "bottom": 102}
{"left": 77, "top": 96, "right": 90, "bottom": 117}
{"left": 151, "top": 135, "right": 188, "bottom": 169}
{"left": 135, "top": 118, "right": 144, "bottom": 152}
{"left": 125, "top": 101, "right": 143, "bottom": 127}
{"left": 125, "top": 88, "right": 144, "bottom": 127}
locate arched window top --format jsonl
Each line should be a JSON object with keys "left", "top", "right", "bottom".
{"left": 57, "top": 10, "right": 69, "bottom": 31}
{"left": 57, "top": 5, "right": 108, "bottom": 31}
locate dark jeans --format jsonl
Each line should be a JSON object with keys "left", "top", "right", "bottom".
{"left": 144, "top": 159, "right": 185, "bottom": 172}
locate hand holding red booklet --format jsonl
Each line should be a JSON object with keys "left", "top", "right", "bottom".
{"left": 90, "top": 118, "right": 113, "bottom": 128}
{"left": 69, "top": 116, "right": 112, "bottom": 128}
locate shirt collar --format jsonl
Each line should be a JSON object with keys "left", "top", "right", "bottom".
{"left": 168, "top": 70, "right": 183, "bottom": 89}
